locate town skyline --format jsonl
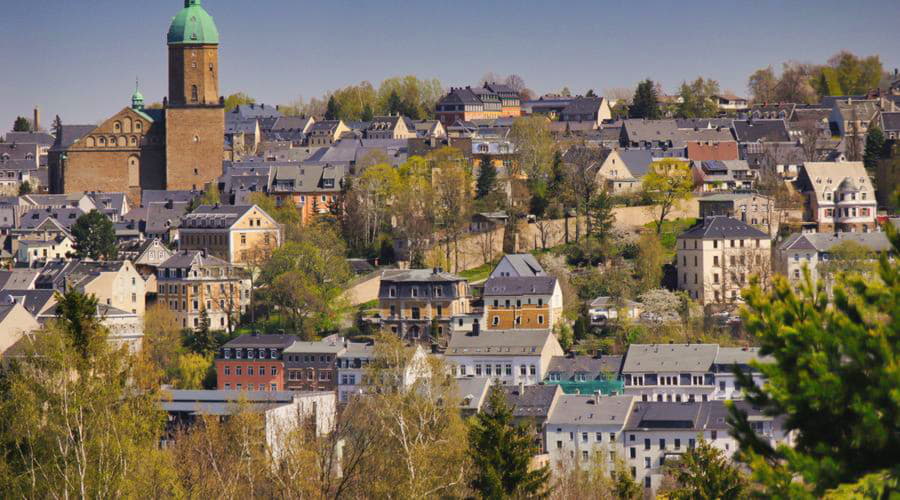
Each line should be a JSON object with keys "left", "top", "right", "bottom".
{"left": 2, "top": 0, "right": 899, "bottom": 129}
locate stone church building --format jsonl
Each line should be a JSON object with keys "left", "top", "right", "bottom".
{"left": 50, "top": 0, "right": 225, "bottom": 204}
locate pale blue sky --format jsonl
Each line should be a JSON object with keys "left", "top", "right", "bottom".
{"left": 1, "top": 0, "right": 898, "bottom": 130}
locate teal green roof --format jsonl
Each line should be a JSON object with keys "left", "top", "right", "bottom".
{"left": 167, "top": 0, "right": 219, "bottom": 45}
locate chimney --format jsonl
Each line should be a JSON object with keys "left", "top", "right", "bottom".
{"left": 472, "top": 320, "right": 480, "bottom": 336}
{"left": 33, "top": 106, "right": 40, "bottom": 132}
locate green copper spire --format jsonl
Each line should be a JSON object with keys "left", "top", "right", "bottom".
{"left": 132, "top": 78, "right": 145, "bottom": 110}
{"left": 167, "top": 0, "right": 219, "bottom": 45}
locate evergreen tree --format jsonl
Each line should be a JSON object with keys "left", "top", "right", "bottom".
{"left": 361, "top": 102, "right": 374, "bottom": 122}
{"left": 585, "top": 88, "right": 597, "bottom": 97}
{"left": 13, "top": 116, "right": 31, "bottom": 132}
{"left": 475, "top": 160, "right": 498, "bottom": 199}
{"left": 72, "top": 210, "right": 118, "bottom": 260}
{"left": 729, "top": 221, "right": 900, "bottom": 497}
{"left": 469, "top": 386, "right": 551, "bottom": 499}
{"left": 324, "top": 95, "right": 341, "bottom": 120}
{"left": 187, "top": 307, "right": 217, "bottom": 356}
{"left": 863, "top": 125, "right": 885, "bottom": 172}
{"left": 630, "top": 79, "right": 660, "bottom": 119}
{"left": 586, "top": 188, "right": 615, "bottom": 244}
{"left": 386, "top": 90, "right": 403, "bottom": 116}
{"left": 52, "top": 114, "right": 62, "bottom": 136}
{"left": 664, "top": 438, "right": 748, "bottom": 500}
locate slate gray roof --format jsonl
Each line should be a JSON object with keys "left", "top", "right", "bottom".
{"left": 547, "top": 355, "right": 624, "bottom": 377}
{"left": 714, "top": 347, "right": 769, "bottom": 366}
{"left": 271, "top": 164, "right": 345, "bottom": 193}
{"left": 492, "top": 253, "right": 545, "bottom": 277}
{"left": 483, "top": 276, "right": 557, "bottom": 296}
{"left": 181, "top": 205, "right": 256, "bottom": 228}
{"left": 53, "top": 125, "right": 96, "bottom": 149}
{"left": 732, "top": 119, "right": 791, "bottom": 143}
{"left": 617, "top": 149, "right": 654, "bottom": 178}
{"left": 547, "top": 394, "right": 634, "bottom": 426}
{"left": 223, "top": 334, "right": 298, "bottom": 349}
{"left": 699, "top": 192, "right": 771, "bottom": 203}
{"left": 447, "top": 330, "right": 553, "bottom": 355}
{"left": 160, "top": 389, "right": 306, "bottom": 415}
{"left": 229, "top": 104, "right": 282, "bottom": 120}
{"left": 561, "top": 97, "right": 605, "bottom": 116}
{"left": 455, "top": 377, "right": 492, "bottom": 412}
{"left": 677, "top": 216, "right": 769, "bottom": 240}
{"left": 622, "top": 119, "right": 679, "bottom": 144}
{"left": 624, "top": 400, "right": 766, "bottom": 431}
{"left": 779, "top": 232, "right": 892, "bottom": 253}
{"left": 271, "top": 116, "right": 314, "bottom": 132}
{"left": 284, "top": 338, "right": 346, "bottom": 354}
{"left": 3, "top": 131, "right": 55, "bottom": 147}
{"left": 381, "top": 268, "right": 464, "bottom": 283}
{"left": 337, "top": 342, "right": 375, "bottom": 359}
{"left": 0, "top": 289, "right": 57, "bottom": 316}
{"left": 439, "top": 87, "right": 483, "bottom": 106}
{"left": 20, "top": 207, "right": 85, "bottom": 230}
{"left": 881, "top": 112, "right": 900, "bottom": 132}
{"left": 0, "top": 270, "right": 38, "bottom": 291}
{"left": 833, "top": 99, "right": 880, "bottom": 122}
{"left": 140, "top": 190, "right": 199, "bottom": 207}
{"left": 145, "top": 201, "right": 189, "bottom": 233}
{"left": 621, "top": 344, "right": 720, "bottom": 373}
{"left": 495, "top": 384, "right": 560, "bottom": 418}
{"left": 158, "top": 250, "right": 231, "bottom": 270}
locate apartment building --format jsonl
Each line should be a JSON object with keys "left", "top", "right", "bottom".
{"left": 620, "top": 344, "right": 767, "bottom": 402}
{"left": 798, "top": 162, "right": 877, "bottom": 233}
{"left": 178, "top": 204, "right": 281, "bottom": 265}
{"left": 446, "top": 329, "right": 564, "bottom": 386}
{"left": 156, "top": 249, "right": 250, "bottom": 331}
{"left": 546, "top": 394, "right": 635, "bottom": 469}
{"left": 675, "top": 216, "right": 772, "bottom": 304}
{"left": 483, "top": 276, "right": 563, "bottom": 331}
{"left": 282, "top": 336, "right": 345, "bottom": 392}
{"left": 216, "top": 334, "right": 298, "bottom": 391}
{"left": 776, "top": 232, "right": 892, "bottom": 284}
{"left": 377, "top": 268, "right": 471, "bottom": 341}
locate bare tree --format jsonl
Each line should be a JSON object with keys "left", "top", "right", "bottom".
{"left": 796, "top": 119, "right": 825, "bottom": 161}
{"left": 845, "top": 108, "right": 863, "bottom": 161}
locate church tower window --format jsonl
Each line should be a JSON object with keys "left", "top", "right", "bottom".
{"left": 191, "top": 85, "right": 198, "bottom": 103}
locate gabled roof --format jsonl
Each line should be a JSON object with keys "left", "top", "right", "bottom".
{"left": 622, "top": 119, "right": 679, "bottom": 144}
{"left": 284, "top": 338, "right": 346, "bottom": 354}
{"left": 494, "top": 384, "right": 560, "bottom": 418}
{"left": 53, "top": 125, "right": 96, "bottom": 149}
{"left": 0, "top": 270, "right": 38, "bottom": 291}
{"left": 223, "top": 334, "right": 298, "bottom": 349}
{"left": 381, "top": 268, "right": 465, "bottom": 283}
{"left": 0, "top": 289, "right": 57, "bottom": 316}
{"left": 229, "top": 104, "right": 281, "bottom": 120}
{"left": 3, "top": 131, "right": 55, "bottom": 147}
{"left": 491, "top": 253, "right": 545, "bottom": 278}
{"left": 732, "top": 119, "right": 791, "bottom": 143}
{"left": 547, "top": 394, "right": 634, "bottom": 426}
{"left": 800, "top": 161, "right": 872, "bottom": 197}
{"left": 677, "top": 216, "right": 769, "bottom": 240}
{"left": 616, "top": 149, "right": 654, "bottom": 178}
{"left": 159, "top": 249, "right": 231, "bottom": 270}
{"left": 547, "top": 355, "right": 624, "bottom": 377}
{"left": 686, "top": 140, "right": 739, "bottom": 161}
{"left": 779, "top": 232, "right": 892, "bottom": 253}
{"left": 622, "top": 344, "right": 720, "bottom": 373}
{"left": 881, "top": 112, "right": 900, "bottom": 132}
{"left": 561, "top": 97, "right": 605, "bottom": 116}
{"left": 833, "top": 99, "right": 880, "bottom": 122}
{"left": 483, "top": 276, "right": 557, "bottom": 296}
{"left": 20, "top": 207, "right": 85, "bottom": 230}
{"left": 447, "top": 330, "right": 555, "bottom": 354}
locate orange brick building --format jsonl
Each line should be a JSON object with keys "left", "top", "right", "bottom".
{"left": 483, "top": 276, "right": 564, "bottom": 331}
{"left": 435, "top": 84, "right": 522, "bottom": 126}
{"left": 216, "top": 334, "right": 298, "bottom": 391}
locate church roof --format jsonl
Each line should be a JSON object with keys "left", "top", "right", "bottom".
{"left": 167, "top": 0, "right": 219, "bottom": 46}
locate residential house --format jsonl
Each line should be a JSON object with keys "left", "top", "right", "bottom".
{"left": 365, "top": 115, "right": 414, "bottom": 140}
{"left": 216, "top": 334, "right": 298, "bottom": 391}
{"left": 686, "top": 141, "right": 739, "bottom": 161}
{"left": 797, "top": 161, "right": 877, "bottom": 233}
{"left": 36, "top": 260, "right": 146, "bottom": 316}
{"left": 99, "top": 303, "right": 143, "bottom": 352}
{"left": 335, "top": 341, "right": 429, "bottom": 403}
{"left": 559, "top": 97, "right": 613, "bottom": 128}
{"left": 377, "top": 268, "right": 471, "bottom": 341}
{"left": 409, "top": 120, "right": 446, "bottom": 140}
{"left": 712, "top": 93, "right": 749, "bottom": 112}
{"left": 698, "top": 192, "right": 777, "bottom": 236}
{"left": 776, "top": 232, "right": 891, "bottom": 284}
{"left": 435, "top": 84, "right": 521, "bottom": 126}
{"left": 86, "top": 192, "right": 130, "bottom": 222}
{"left": 270, "top": 164, "right": 346, "bottom": 225}
{"left": 157, "top": 250, "right": 250, "bottom": 331}
{"left": 446, "top": 329, "right": 564, "bottom": 386}
{"left": 490, "top": 253, "right": 545, "bottom": 278}
{"left": 675, "top": 217, "right": 772, "bottom": 304}
{"left": 0, "top": 269, "right": 38, "bottom": 290}
{"left": 0, "top": 301, "right": 41, "bottom": 355}
{"left": 620, "top": 119, "right": 680, "bottom": 149}
{"left": 544, "top": 354, "right": 625, "bottom": 395}
{"left": 624, "top": 401, "right": 788, "bottom": 493}
{"left": 307, "top": 120, "right": 350, "bottom": 147}
{"left": 483, "top": 275, "right": 563, "bottom": 331}
{"left": 160, "top": 389, "right": 335, "bottom": 459}
{"left": 587, "top": 296, "right": 642, "bottom": 325}
{"left": 749, "top": 103, "right": 796, "bottom": 120}
{"left": 732, "top": 119, "right": 791, "bottom": 144}
{"left": 830, "top": 99, "right": 881, "bottom": 137}
{"left": 620, "top": 344, "right": 768, "bottom": 402}
{"left": 743, "top": 143, "right": 806, "bottom": 178}
{"left": 179, "top": 204, "right": 281, "bottom": 265}
{"left": 455, "top": 377, "right": 492, "bottom": 417}
{"left": 283, "top": 336, "right": 346, "bottom": 392}
{"left": 691, "top": 160, "right": 756, "bottom": 192}
{"left": 16, "top": 234, "right": 74, "bottom": 267}
{"left": 493, "top": 383, "right": 563, "bottom": 452}
{"left": 545, "top": 394, "right": 635, "bottom": 469}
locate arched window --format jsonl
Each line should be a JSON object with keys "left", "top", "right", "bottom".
{"left": 128, "top": 156, "right": 139, "bottom": 187}
{"left": 135, "top": 121, "right": 142, "bottom": 132}
{"left": 130, "top": 136, "right": 137, "bottom": 146}
{"left": 108, "top": 136, "right": 116, "bottom": 147}
{"left": 191, "top": 85, "right": 199, "bottom": 102}
{"left": 98, "top": 137, "right": 106, "bottom": 146}
{"left": 86, "top": 137, "right": 95, "bottom": 147}
{"left": 113, "top": 121, "right": 121, "bottom": 132}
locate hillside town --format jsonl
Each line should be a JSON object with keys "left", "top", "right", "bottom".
{"left": 0, "top": 1, "right": 897, "bottom": 498}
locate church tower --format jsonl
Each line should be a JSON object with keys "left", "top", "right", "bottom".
{"left": 165, "top": 0, "right": 224, "bottom": 191}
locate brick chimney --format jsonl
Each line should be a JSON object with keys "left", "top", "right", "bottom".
{"left": 33, "top": 106, "right": 40, "bottom": 132}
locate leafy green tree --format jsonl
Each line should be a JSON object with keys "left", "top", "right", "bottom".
{"left": 677, "top": 77, "right": 720, "bottom": 118}
{"left": 12, "top": 116, "right": 31, "bottom": 132}
{"left": 72, "top": 209, "right": 118, "bottom": 260}
{"left": 814, "top": 51, "right": 884, "bottom": 97}
{"left": 476, "top": 160, "right": 498, "bottom": 200}
{"left": 174, "top": 352, "right": 214, "bottom": 389}
{"left": 728, "top": 224, "right": 900, "bottom": 497}
{"left": 0, "top": 290, "right": 166, "bottom": 497}
{"left": 223, "top": 92, "right": 255, "bottom": 112}
{"left": 630, "top": 79, "right": 660, "bottom": 119}
{"left": 663, "top": 438, "right": 748, "bottom": 500}
{"left": 635, "top": 232, "right": 665, "bottom": 292}
{"left": 469, "top": 386, "right": 552, "bottom": 499}
{"left": 641, "top": 160, "right": 694, "bottom": 234}
{"left": 863, "top": 125, "right": 886, "bottom": 172}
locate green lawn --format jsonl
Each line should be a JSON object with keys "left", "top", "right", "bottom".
{"left": 459, "top": 261, "right": 494, "bottom": 283}
{"left": 644, "top": 217, "right": 698, "bottom": 253}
